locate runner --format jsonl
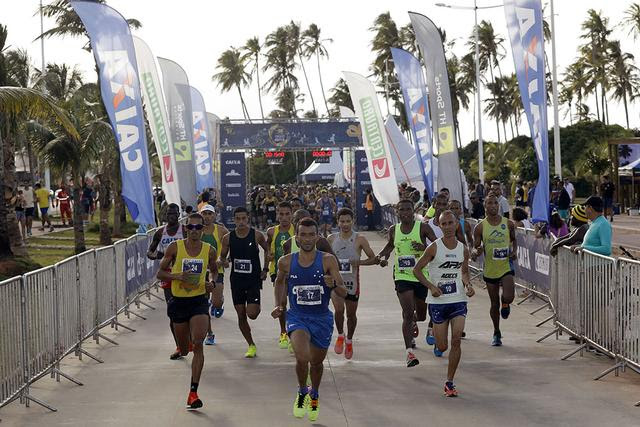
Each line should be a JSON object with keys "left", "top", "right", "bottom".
{"left": 262, "top": 190, "right": 278, "bottom": 227}
{"left": 157, "top": 213, "right": 217, "bottom": 409}
{"left": 266, "top": 201, "right": 295, "bottom": 350}
{"left": 471, "top": 194, "right": 518, "bottom": 346}
{"left": 328, "top": 207, "right": 378, "bottom": 359}
{"left": 376, "top": 199, "right": 437, "bottom": 367}
{"left": 413, "top": 210, "right": 475, "bottom": 397}
{"left": 316, "top": 190, "right": 336, "bottom": 237}
{"left": 449, "top": 199, "right": 473, "bottom": 246}
{"left": 200, "top": 204, "right": 228, "bottom": 346}
{"left": 271, "top": 217, "right": 347, "bottom": 421}
{"left": 147, "top": 203, "right": 186, "bottom": 360}
{"left": 218, "top": 206, "right": 269, "bottom": 358}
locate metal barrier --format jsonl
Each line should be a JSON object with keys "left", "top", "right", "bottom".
{"left": 0, "top": 228, "right": 161, "bottom": 412}
{"left": 618, "top": 258, "right": 640, "bottom": 377}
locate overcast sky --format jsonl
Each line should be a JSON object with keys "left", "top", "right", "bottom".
{"left": 5, "top": 0, "right": 640, "bottom": 147}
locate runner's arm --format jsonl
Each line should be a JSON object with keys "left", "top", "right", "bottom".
{"left": 376, "top": 225, "right": 395, "bottom": 261}
{"left": 455, "top": 223, "right": 466, "bottom": 244}
{"left": 508, "top": 220, "right": 518, "bottom": 260}
{"left": 413, "top": 242, "right": 440, "bottom": 295}
{"left": 271, "top": 255, "right": 290, "bottom": 318}
{"left": 356, "top": 236, "right": 378, "bottom": 266}
{"left": 421, "top": 222, "right": 437, "bottom": 245}
{"left": 157, "top": 242, "right": 185, "bottom": 282}
{"left": 324, "top": 254, "right": 347, "bottom": 298}
{"left": 217, "top": 233, "right": 230, "bottom": 268}
{"left": 207, "top": 247, "right": 218, "bottom": 288}
{"left": 265, "top": 227, "right": 274, "bottom": 262}
{"left": 147, "top": 229, "right": 163, "bottom": 260}
{"left": 256, "top": 231, "right": 270, "bottom": 279}
{"left": 471, "top": 222, "right": 483, "bottom": 259}
{"left": 283, "top": 237, "right": 292, "bottom": 255}
{"left": 464, "top": 222, "right": 474, "bottom": 247}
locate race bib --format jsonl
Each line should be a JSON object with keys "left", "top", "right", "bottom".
{"left": 181, "top": 259, "right": 203, "bottom": 291}
{"left": 268, "top": 206, "right": 275, "bottom": 212}
{"left": 233, "top": 258, "right": 253, "bottom": 274}
{"left": 398, "top": 255, "right": 416, "bottom": 270}
{"left": 437, "top": 281, "right": 458, "bottom": 295}
{"left": 294, "top": 285, "right": 323, "bottom": 305}
{"left": 337, "top": 202, "right": 344, "bottom": 208}
{"left": 493, "top": 247, "right": 509, "bottom": 260}
{"left": 322, "top": 209, "right": 330, "bottom": 216}
{"left": 339, "top": 259, "right": 352, "bottom": 273}
{"left": 344, "top": 281, "right": 356, "bottom": 294}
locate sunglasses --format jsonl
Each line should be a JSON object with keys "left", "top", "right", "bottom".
{"left": 186, "top": 224, "right": 204, "bottom": 231}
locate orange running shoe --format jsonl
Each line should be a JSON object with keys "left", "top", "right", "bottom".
{"left": 345, "top": 341, "right": 353, "bottom": 359}
{"left": 334, "top": 335, "right": 344, "bottom": 354}
{"left": 186, "top": 391, "right": 203, "bottom": 409}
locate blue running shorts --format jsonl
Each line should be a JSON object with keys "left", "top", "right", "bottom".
{"left": 286, "top": 310, "right": 334, "bottom": 349}
{"left": 428, "top": 302, "right": 468, "bottom": 324}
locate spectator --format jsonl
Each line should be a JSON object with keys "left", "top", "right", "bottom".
{"left": 469, "top": 191, "right": 485, "bottom": 219}
{"left": 11, "top": 190, "right": 27, "bottom": 240}
{"left": 56, "top": 185, "right": 73, "bottom": 227}
{"left": 548, "top": 211, "right": 569, "bottom": 238}
{"left": 527, "top": 180, "right": 537, "bottom": 213}
{"left": 365, "top": 188, "right": 376, "bottom": 230}
{"left": 34, "top": 182, "right": 54, "bottom": 232}
{"left": 563, "top": 177, "right": 575, "bottom": 204}
{"left": 22, "top": 184, "right": 35, "bottom": 237}
{"left": 550, "top": 205, "right": 589, "bottom": 256}
{"left": 475, "top": 181, "right": 485, "bottom": 200}
{"left": 490, "top": 180, "right": 510, "bottom": 218}
{"left": 555, "top": 180, "right": 571, "bottom": 221}
{"left": 512, "top": 207, "right": 532, "bottom": 229}
{"left": 515, "top": 181, "right": 526, "bottom": 207}
{"left": 599, "top": 175, "right": 615, "bottom": 222}
{"left": 573, "top": 196, "right": 612, "bottom": 256}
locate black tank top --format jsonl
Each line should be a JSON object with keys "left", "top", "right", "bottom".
{"left": 229, "top": 228, "right": 262, "bottom": 285}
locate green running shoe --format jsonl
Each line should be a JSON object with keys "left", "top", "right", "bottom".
{"left": 279, "top": 333, "right": 289, "bottom": 349}
{"left": 293, "top": 389, "right": 309, "bottom": 418}
{"left": 308, "top": 396, "right": 320, "bottom": 422}
{"left": 244, "top": 344, "right": 257, "bottom": 358}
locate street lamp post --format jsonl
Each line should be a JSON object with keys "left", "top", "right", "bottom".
{"left": 549, "top": 0, "right": 562, "bottom": 179}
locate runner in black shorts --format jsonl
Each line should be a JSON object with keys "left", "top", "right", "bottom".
{"left": 218, "top": 206, "right": 269, "bottom": 358}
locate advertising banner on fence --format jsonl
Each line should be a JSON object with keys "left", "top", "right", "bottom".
{"left": 132, "top": 36, "right": 181, "bottom": 207}
{"left": 409, "top": 12, "right": 463, "bottom": 204}
{"left": 504, "top": 0, "right": 550, "bottom": 223}
{"left": 71, "top": 1, "right": 155, "bottom": 226}
{"left": 158, "top": 57, "right": 198, "bottom": 207}
{"left": 189, "top": 86, "right": 215, "bottom": 193}
{"left": 219, "top": 120, "right": 361, "bottom": 150}
{"left": 390, "top": 47, "right": 434, "bottom": 197}
{"left": 515, "top": 230, "right": 551, "bottom": 293}
{"left": 343, "top": 71, "right": 399, "bottom": 207}
{"left": 220, "top": 152, "right": 246, "bottom": 229}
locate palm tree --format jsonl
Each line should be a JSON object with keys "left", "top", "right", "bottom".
{"left": 562, "top": 60, "right": 590, "bottom": 122}
{"left": 369, "top": 12, "right": 401, "bottom": 114}
{"left": 242, "top": 37, "right": 265, "bottom": 120}
{"left": 287, "top": 22, "right": 316, "bottom": 116}
{"left": 607, "top": 40, "right": 638, "bottom": 129}
{"left": 399, "top": 24, "right": 421, "bottom": 60}
{"left": 302, "top": 24, "right": 332, "bottom": 116}
{"left": 212, "top": 48, "right": 251, "bottom": 119}
{"left": 327, "top": 78, "right": 353, "bottom": 117}
{"left": 39, "top": 63, "right": 83, "bottom": 102}
{"left": 484, "top": 76, "right": 510, "bottom": 141}
{"left": 504, "top": 73, "right": 523, "bottom": 138}
{"left": 447, "top": 54, "right": 473, "bottom": 143}
{"left": 623, "top": 3, "right": 640, "bottom": 39}
{"left": 263, "top": 26, "right": 299, "bottom": 114}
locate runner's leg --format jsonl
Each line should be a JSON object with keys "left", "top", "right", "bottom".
{"left": 397, "top": 290, "right": 416, "bottom": 348}
{"left": 332, "top": 293, "right": 346, "bottom": 335}
{"left": 345, "top": 300, "right": 358, "bottom": 340}
{"left": 447, "top": 316, "right": 465, "bottom": 382}
{"left": 486, "top": 283, "right": 501, "bottom": 332}
{"left": 189, "top": 314, "right": 209, "bottom": 384}
{"left": 309, "top": 344, "right": 328, "bottom": 392}
{"left": 234, "top": 304, "right": 255, "bottom": 345}
{"left": 500, "top": 274, "right": 515, "bottom": 306}
{"left": 173, "top": 321, "right": 191, "bottom": 356}
{"left": 290, "top": 329, "right": 311, "bottom": 388}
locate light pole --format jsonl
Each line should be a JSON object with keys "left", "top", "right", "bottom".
{"left": 435, "top": 1, "right": 502, "bottom": 184}
{"left": 40, "top": 0, "right": 51, "bottom": 192}
{"left": 548, "top": 0, "right": 562, "bottom": 179}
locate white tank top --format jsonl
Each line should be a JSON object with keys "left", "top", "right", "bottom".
{"left": 159, "top": 225, "right": 184, "bottom": 252}
{"left": 428, "top": 218, "right": 444, "bottom": 240}
{"left": 427, "top": 238, "right": 467, "bottom": 304}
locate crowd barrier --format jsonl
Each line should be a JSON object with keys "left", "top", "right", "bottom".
{"left": 0, "top": 228, "right": 161, "bottom": 412}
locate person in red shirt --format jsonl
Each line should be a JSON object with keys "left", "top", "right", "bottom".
{"left": 56, "top": 185, "right": 73, "bottom": 226}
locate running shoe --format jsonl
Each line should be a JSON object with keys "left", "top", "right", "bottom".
{"left": 501, "top": 303, "right": 511, "bottom": 319}
{"left": 492, "top": 331, "right": 502, "bottom": 347}
{"left": 293, "top": 389, "right": 310, "bottom": 418}
{"left": 345, "top": 341, "right": 353, "bottom": 359}
{"left": 279, "top": 333, "right": 289, "bottom": 349}
{"left": 426, "top": 327, "right": 436, "bottom": 345}
{"left": 444, "top": 381, "right": 458, "bottom": 397}
{"left": 214, "top": 305, "right": 224, "bottom": 318}
{"left": 245, "top": 344, "right": 257, "bottom": 358}
{"left": 186, "top": 391, "right": 203, "bottom": 410}
{"left": 413, "top": 322, "right": 419, "bottom": 338}
{"left": 204, "top": 333, "right": 215, "bottom": 345}
{"left": 170, "top": 347, "right": 182, "bottom": 360}
{"left": 334, "top": 335, "right": 345, "bottom": 354}
{"left": 288, "top": 341, "right": 294, "bottom": 354}
{"left": 406, "top": 351, "right": 419, "bottom": 367}
{"left": 308, "top": 396, "right": 320, "bottom": 422}
{"left": 434, "top": 346, "right": 444, "bottom": 357}
{"left": 49, "top": 226, "right": 55, "bottom": 232}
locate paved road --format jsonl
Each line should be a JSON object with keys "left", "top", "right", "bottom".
{"left": 1, "top": 232, "right": 638, "bottom": 426}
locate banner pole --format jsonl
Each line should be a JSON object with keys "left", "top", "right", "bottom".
{"left": 475, "top": 0, "right": 484, "bottom": 183}
{"left": 550, "top": 0, "right": 562, "bottom": 179}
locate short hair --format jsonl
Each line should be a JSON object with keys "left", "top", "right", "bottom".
{"left": 439, "top": 209, "right": 457, "bottom": 222}
{"left": 297, "top": 217, "right": 318, "bottom": 233}
{"left": 512, "top": 207, "right": 528, "bottom": 222}
{"left": 448, "top": 199, "right": 461, "bottom": 208}
{"left": 294, "top": 209, "right": 311, "bottom": 219}
{"left": 439, "top": 187, "right": 450, "bottom": 193}
{"left": 167, "top": 203, "right": 180, "bottom": 211}
{"left": 435, "top": 193, "right": 448, "bottom": 202}
{"left": 201, "top": 191, "right": 210, "bottom": 202}
{"left": 185, "top": 206, "right": 194, "bottom": 214}
{"left": 188, "top": 213, "right": 204, "bottom": 223}
{"left": 584, "top": 195, "right": 604, "bottom": 212}
{"left": 233, "top": 206, "right": 249, "bottom": 216}
{"left": 277, "top": 201, "right": 292, "bottom": 211}
{"left": 337, "top": 207, "right": 354, "bottom": 219}
{"left": 397, "top": 199, "right": 414, "bottom": 208}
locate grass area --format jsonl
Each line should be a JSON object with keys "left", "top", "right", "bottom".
{"left": 27, "top": 248, "right": 75, "bottom": 268}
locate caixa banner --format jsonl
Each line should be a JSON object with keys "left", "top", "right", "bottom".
{"left": 219, "top": 120, "right": 361, "bottom": 149}
{"left": 220, "top": 152, "right": 246, "bottom": 229}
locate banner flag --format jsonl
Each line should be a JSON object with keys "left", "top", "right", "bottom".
{"left": 132, "top": 36, "right": 181, "bottom": 207}
{"left": 504, "top": 0, "right": 550, "bottom": 222}
{"left": 409, "top": 12, "right": 463, "bottom": 203}
{"left": 189, "top": 87, "right": 215, "bottom": 192}
{"left": 339, "top": 107, "right": 356, "bottom": 182}
{"left": 71, "top": 1, "right": 155, "bottom": 226}
{"left": 343, "top": 71, "right": 399, "bottom": 206}
{"left": 220, "top": 152, "right": 246, "bottom": 229}
{"left": 207, "top": 112, "right": 221, "bottom": 187}
{"left": 157, "top": 57, "right": 198, "bottom": 207}
{"left": 390, "top": 47, "right": 434, "bottom": 197}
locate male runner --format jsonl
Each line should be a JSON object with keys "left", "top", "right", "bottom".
{"left": 471, "top": 194, "right": 518, "bottom": 346}
{"left": 266, "top": 201, "right": 295, "bottom": 349}
{"left": 328, "top": 207, "right": 378, "bottom": 359}
{"left": 316, "top": 190, "right": 336, "bottom": 237}
{"left": 376, "top": 199, "right": 437, "bottom": 367}
{"left": 449, "top": 200, "right": 473, "bottom": 246}
{"left": 147, "top": 203, "right": 185, "bottom": 360}
{"left": 200, "top": 204, "right": 228, "bottom": 345}
{"left": 271, "top": 218, "right": 347, "bottom": 421}
{"left": 218, "top": 207, "right": 269, "bottom": 357}
{"left": 414, "top": 210, "right": 475, "bottom": 397}
{"left": 157, "top": 213, "right": 217, "bottom": 409}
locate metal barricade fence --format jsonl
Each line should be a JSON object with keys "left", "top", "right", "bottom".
{"left": 618, "top": 258, "right": 640, "bottom": 374}
{"left": 114, "top": 240, "right": 127, "bottom": 313}
{"left": 0, "top": 277, "right": 25, "bottom": 408}
{"left": 554, "top": 246, "right": 582, "bottom": 337}
{"left": 55, "top": 258, "right": 79, "bottom": 359}
{"left": 77, "top": 250, "right": 97, "bottom": 343}
{"left": 95, "top": 247, "right": 116, "bottom": 328}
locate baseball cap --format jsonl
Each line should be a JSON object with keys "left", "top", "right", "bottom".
{"left": 584, "top": 195, "right": 604, "bottom": 212}
{"left": 571, "top": 205, "right": 588, "bottom": 223}
{"left": 200, "top": 204, "right": 216, "bottom": 214}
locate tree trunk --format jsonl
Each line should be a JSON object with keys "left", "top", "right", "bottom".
{"left": 623, "top": 93, "right": 629, "bottom": 129}
{"left": 298, "top": 50, "right": 316, "bottom": 115}
{"left": 97, "top": 176, "right": 112, "bottom": 245}
{"left": 488, "top": 65, "right": 501, "bottom": 142}
{"left": 113, "top": 192, "right": 123, "bottom": 237}
{"left": 0, "top": 127, "right": 27, "bottom": 257}
{"left": 0, "top": 126, "right": 13, "bottom": 257}
{"left": 317, "top": 52, "right": 330, "bottom": 116}
{"left": 255, "top": 55, "right": 265, "bottom": 120}
{"left": 72, "top": 178, "right": 86, "bottom": 254}
{"left": 594, "top": 88, "right": 600, "bottom": 122}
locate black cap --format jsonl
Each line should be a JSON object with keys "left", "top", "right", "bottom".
{"left": 584, "top": 195, "right": 603, "bottom": 212}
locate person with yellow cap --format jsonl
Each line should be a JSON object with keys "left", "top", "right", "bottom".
{"left": 549, "top": 204, "right": 589, "bottom": 256}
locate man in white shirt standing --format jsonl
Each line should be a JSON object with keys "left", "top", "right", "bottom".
{"left": 564, "top": 177, "right": 575, "bottom": 204}
{"left": 490, "top": 181, "right": 510, "bottom": 219}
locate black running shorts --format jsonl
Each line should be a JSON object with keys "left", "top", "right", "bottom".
{"left": 394, "top": 280, "right": 428, "bottom": 301}
{"left": 167, "top": 295, "right": 209, "bottom": 324}
{"left": 231, "top": 282, "right": 262, "bottom": 306}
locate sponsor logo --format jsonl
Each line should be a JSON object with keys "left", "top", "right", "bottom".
{"left": 518, "top": 248, "right": 531, "bottom": 270}
{"left": 227, "top": 192, "right": 240, "bottom": 197}
{"left": 535, "top": 252, "right": 549, "bottom": 275}
{"left": 225, "top": 160, "right": 241, "bottom": 165}
{"left": 141, "top": 73, "right": 171, "bottom": 157}
{"left": 192, "top": 111, "right": 211, "bottom": 176}
{"left": 225, "top": 169, "right": 241, "bottom": 177}
{"left": 437, "top": 261, "right": 462, "bottom": 269}
{"left": 359, "top": 97, "right": 390, "bottom": 179}
{"left": 225, "top": 183, "right": 242, "bottom": 188}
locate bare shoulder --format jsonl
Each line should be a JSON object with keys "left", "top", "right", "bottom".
{"left": 278, "top": 253, "right": 292, "bottom": 271}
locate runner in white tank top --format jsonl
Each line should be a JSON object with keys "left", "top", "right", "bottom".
{"left": 414, "top": 210, "right": 475, "bottom": 397}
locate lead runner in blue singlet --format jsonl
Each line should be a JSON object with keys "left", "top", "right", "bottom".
{"left": 271, "top": 217, "right": 347, "bottom": 422}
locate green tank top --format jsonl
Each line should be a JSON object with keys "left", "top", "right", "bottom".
{"left": 201, "top": 230, "right": 223, "bottom": 274}
{"left": 482, "top": 216, "right": 512, "bottom": 279}
{"left": 291, "top": 237, "right": 299, "bottom": 254}
{"left": 269, "top": 224, "right": 294, "bottom": 274}
{"left": 393, "top": 221, "right": 423, "bottom": 282}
